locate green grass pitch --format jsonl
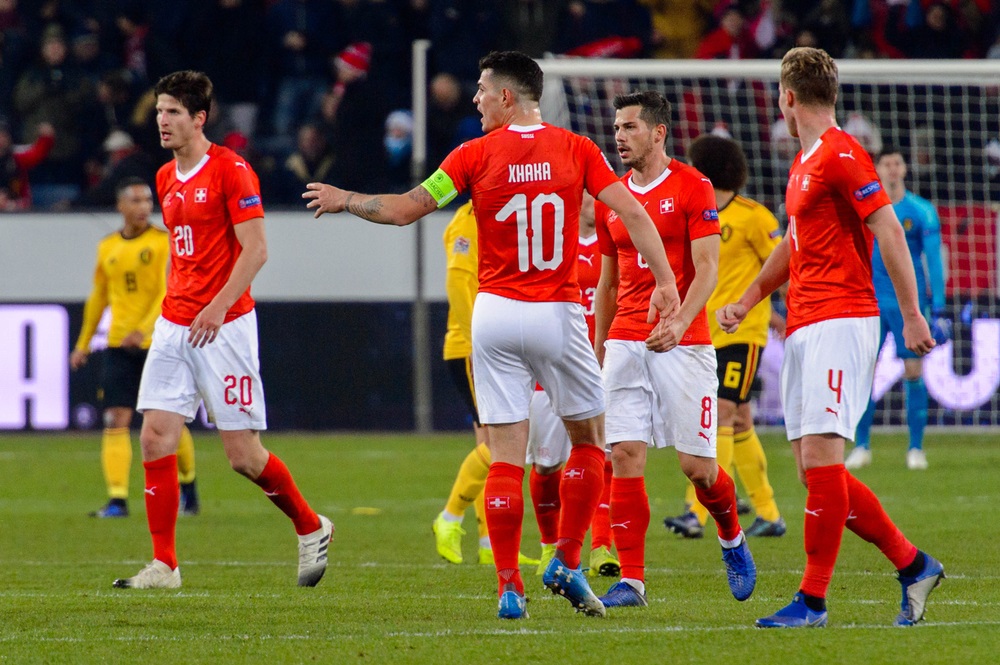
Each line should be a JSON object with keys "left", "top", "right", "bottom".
{"left": 1, "top": 430, "right": 997, "bottom": 663}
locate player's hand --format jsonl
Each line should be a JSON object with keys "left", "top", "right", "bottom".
{"left": 188, "top": 302, "right": 226, "bottom": 348}
{"left": 69, "top": 349, "right": 88, "bottom": 370}
{"left": 716, "top": 302, "right": 748, "bottom": 334}
{"left": 930, "top": 308, "right": 952, "bottom": 345}
{"left": 648, "top": 282, "right": 680, "bottom": 325}
{"left": 302, "top": 183, "right": 347, "bottom": 218}
{"left": 902, "top": 315, "right": 935, "bottom": 356}
{"left": 646, "top": 318, "right": 685, "bottom": 353}
{"left": 120, "top": 331, "right": 144, "bottom": 349}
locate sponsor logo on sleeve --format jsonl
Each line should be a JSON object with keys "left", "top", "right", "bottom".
{"left": 238, "top": 194, "right": 262, "bottom": 209}
{"left": 702, "top": 209, "right": 719, "bottom": 221}
{"left": 453, "top": 236, "right": 471, "bottom": 255}
{"left": 854, "top": 181, "right": 882, "bottom": 201}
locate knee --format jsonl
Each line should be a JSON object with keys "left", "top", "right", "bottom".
{"left": 534, "top": 463, "right": 562, "bottom": 476}
{"left": 686, "top": 466, "right": 716, "bottom": 489}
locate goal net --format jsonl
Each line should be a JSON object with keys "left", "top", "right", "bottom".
{"left": 539, "top": 58, "right": 1000, "bottom": 427}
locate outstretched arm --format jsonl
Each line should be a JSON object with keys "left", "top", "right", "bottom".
{"left": 303, "top": 183, "right": 438, "bottom": 226}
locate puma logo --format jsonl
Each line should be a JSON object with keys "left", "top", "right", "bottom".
{"left": 264, "top": 490, "right": 279, "bottom": 497}
{"left": 144, "top": 486, "right": 156, "bottom": 496}
{"left": 825, "top": 407, "right": 839, "bottom": 417}
{"left": 235, "top": 161, "right": 248, "bottom": 169}
{"left": 173, "top": 191, "right": 185, "bottom": 202}
{"left": 839, "top": 150, "right": 855, "bottom": 160}
{"left": 698, "top": 431, "right": 711, "bottom": 442}
{"left": 804, "top": 508, "right": 823, "bottom": 517}
{"left": 578, "top": 254, "right": 594, "bottom": 266}
{"left": 611, "top": 520, "right": 631, "bottom": 530}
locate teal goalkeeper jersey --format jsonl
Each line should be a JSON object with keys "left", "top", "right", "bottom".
{"left": 871, "top": 191, "right": 946, "bottom": 312}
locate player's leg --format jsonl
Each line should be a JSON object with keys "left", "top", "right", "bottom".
{"left": 588, "top": 452, "right": 619, "bottom": 578}
{"left": 435, "top": 358, "right": 490, "bottom": 564}
{"left": 902, "top": 358, "right": 929, "bottom": 469}
{"left": 177, "top": 425, "right": 199, "bottom": 515}
{"left": 849, "top": 311, "right": 891, "bottom": 468}
{"left": 526, "top": 390, "right": 564, "bottom": 573}
{"left": 484, "top": 420, "right": 530, "bottom": 600}
{"left": 95, "top": 406, "right": 133, "bottom": 518}
{"left": 733, "top": 402, "right": 785, "bottom": 536}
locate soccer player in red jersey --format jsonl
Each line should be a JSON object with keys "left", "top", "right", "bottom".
{"left": 593, "top": 91, "right": 756, "bottom": 610}
{"left": 304, "top": 51, "right": 680, "bottom": 619}
{"left": 113, "top": 71, "right": 332, "bottom": 590}
{"left": 718, "top": 47, "right": 944, "bottom": 628}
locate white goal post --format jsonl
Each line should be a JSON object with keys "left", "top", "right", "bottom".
{"left": 537, "top": 57, "right": 1000, "bottom": 427}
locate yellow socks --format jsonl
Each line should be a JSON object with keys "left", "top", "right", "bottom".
{"left": 444, "top": 442, "right": 490, "bottom": 518}
{"left": 176, "top": 426, "right": 196, "bottom": 484}
{"left": 733, "top": 428, "right": 780, "bottom": 522}
{"left": 101, "top": 427, "right": 131, "bottom": 499}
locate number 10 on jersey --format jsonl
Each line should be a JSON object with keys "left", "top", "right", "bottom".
{"left": 496, "top": 193, "right": 565, "bottom": 272}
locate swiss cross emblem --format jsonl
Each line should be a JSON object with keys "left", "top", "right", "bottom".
{"left": 195, "top": 188, "right": 208, "bottom": 203}
{"left": 564, "top": 468, "right": 585, "bottom": 480}
{"left": 660, "top": 198, "right": 674, "bottom": 214}
{"left": 487, "top": 496, "right": 510, "bottom": 509}
{"left": 801, "top": 175, "right": 810, "bottom": 191}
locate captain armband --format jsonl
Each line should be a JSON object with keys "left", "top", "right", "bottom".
{"left": 420, "top": 169, "right": 459, "bottom": 208}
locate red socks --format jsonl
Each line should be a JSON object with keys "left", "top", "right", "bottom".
{"left": 529, "top": 467, "right": 561, "bottom": 545}
{"left": 610, "top": 475, "right": 649, "bottom": 582}
{"left": 694, "top": 466, "right": 742, "bottom": 542}
{"left": 144, "top": 455, "right": 179, "bottom": 569}
{"left": 556, "top": 444, "right": 605, "bottom": 569}
{"left": 844, "top": 471, "right": 917, "bottom": 569}
{"left": 253, "top": 453, "right": 321, "bottom": 535}
{"left": 801, "top": 464, "right": 849, "bottom": 598}
{"left": 590, "top": 459, "right": 614, "bottom": 550}
{"left": 485, "top": 462, "right": 526, "bottom": 596}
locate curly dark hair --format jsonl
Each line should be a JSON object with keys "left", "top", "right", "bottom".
{"left": 687, "top": 134, "right": 748, "bottom": 192}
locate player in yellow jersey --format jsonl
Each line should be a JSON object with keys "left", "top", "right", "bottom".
{"left": 433, "top": 200, "right": 538, "bottom": 566}
{"left": 70, "top": 177, "right": 199, "bottom": 518}
{"left": 664, "top": 135, "right": 787, "bottom": 538}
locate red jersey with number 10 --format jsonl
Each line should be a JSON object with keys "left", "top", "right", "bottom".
{"left": 784, "top": 127, "right": 890, "bottom": 336}
{"left": 156, "top": 143, "right": 264, "bottom": 326}
{"left": 596, "top": 159, "right": 719, "bottom": 344}
{"left": 440, "top": 123, "right": 619, "bottom": 303}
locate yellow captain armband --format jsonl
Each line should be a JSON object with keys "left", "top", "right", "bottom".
{"left": 421, "top": 169, "right": 459, "bottom": 208}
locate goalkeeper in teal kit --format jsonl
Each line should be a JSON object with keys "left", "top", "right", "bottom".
{"left": 847, "top": 148, "right": 949, "bottom": 471}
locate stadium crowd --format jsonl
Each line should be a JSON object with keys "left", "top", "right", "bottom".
{"left": 1, "top": 0, "right": 998, "bottom": 212}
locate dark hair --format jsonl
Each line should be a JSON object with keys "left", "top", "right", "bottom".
{"left": 116, "top": 176, "right": 150, "bottom": 198}
{"left": 612, "top": 90, "right": 672, "bottom": 132}
{"left": 154, "top": 70, "right": 213, "bottom": 117}
{"left": 478, "top": 51, "right": 543, "bottom": 102}
{"left": 687, "top": 134, "right": 748, "bottom": 192}
{"left": 874, "top": 145, "right": 905, "bottom": 164}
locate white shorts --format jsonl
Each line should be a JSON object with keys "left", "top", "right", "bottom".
{"left": 603, "top": 340, "right": 718, "bottom": 457}
{"left": 471, "top": 293, "right": 605, "bottom": 424}
{"left": 526, "top": 390, "right": 572, "bottom": 468}
{"left": 137, "top": 311, "right": 267, "bottom": 431}
{"left": 780, "top": 316, "right": 879, "bottom": 441}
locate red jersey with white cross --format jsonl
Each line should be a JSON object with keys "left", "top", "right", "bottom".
{"left": 784, "top": 127, "right": 890, "bottom": 336}
{"left": 439, "top": 123, "right": 619, "bottom": 303}
{"left": 596, "top": 159, "right": 719, "bottom": 344}
{"left": 578, "top": 233, "right": 600, "bottom": 343}
{"left": 156, "top": 143, "right": 263, "bottom": 326}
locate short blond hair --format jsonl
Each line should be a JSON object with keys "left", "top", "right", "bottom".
{"left": 780, "top": 47, "right": 838, "bottom": 107}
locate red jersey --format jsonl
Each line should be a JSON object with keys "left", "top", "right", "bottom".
{"left": 596, "top": 159, "right": 719, "bottom": 344}
{"left": 439, "top": 123, "right": 619, "bottom": 303}
{"left": 578, "top": 234, "right": 600, "bottom": 343}
{"left": 156, "top": 144, "right": 264, "bottom": 326}
{"left": 784, "top": 127, "right": 890, "bottom": 336}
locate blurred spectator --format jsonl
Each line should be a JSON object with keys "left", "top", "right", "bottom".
{"left": 13, "top": 23, "right": 94, "bottom": 207}
{"left": 769, "top": 116, "right": 798, "bottom": 163}
{"left": 0, "top": 118, "right": 54, "bottom": 211}
{"left": 321, "top": 41, "right": 388, "bottom": 193}
{"left": 798, "top": 0, "right": 851, "bottom": 58}
{"left": 265, "top": 0, "right": 341, "bottom": 148}
{"left": 77, "top": 129, "right": 157, "bottom": 208}
{"left": 71, "top": 25, "right": 115, "bottom": 85}
{"left": 335, "top": 0, "right": 409, "bottom": 110}
{"left": 190, "top": 0, "right": 267, "bottom": 139}
{"left": 272, "top": 122, "right": 335, "bottom": 203}
{"left": 695, "top": 4, "right": 758, "bottom": 59}
{"left": 0, "top": 0, "right": 28, "bottom": 122}
{"left": 425, "top": 72, "right": 468, "bottom": 174}
{"left": 383, "top": 109, "right": 413, "bottom": 192}
{"left": 885, "top": 0, "right": 967, "bottom": 58}
{"left": 843, "top": 111, "right": 883, "bottom": 156}
{"left": 556, "top": 0, "right": 652, "bottom": 57}
{"left": 641, "top": 0, "right": 715, "bottom": 59}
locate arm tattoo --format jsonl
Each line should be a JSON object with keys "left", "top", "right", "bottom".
{"left": 347, "top": 194, "right": 385, "bottom": 222}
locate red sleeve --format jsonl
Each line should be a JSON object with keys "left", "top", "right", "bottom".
{"left": 594, "top": 200, "right": 616, "bottom": 257}
{"left": 685, "top": 176, "right": 721, "bottom": 241}
{"left": 439, "top": 141, "right": 477, "bottom": 195}
{"left": 13, "top": 135, "right": 55, "bottom": 171}
{"left": 223, "top": 159, "right": 264, "bottom": 224}
{"left": 580, "top": 136, "right": 619, "bottom": 199}
{"left": 828, "top": 144, "right": 891, "bottom": 221}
